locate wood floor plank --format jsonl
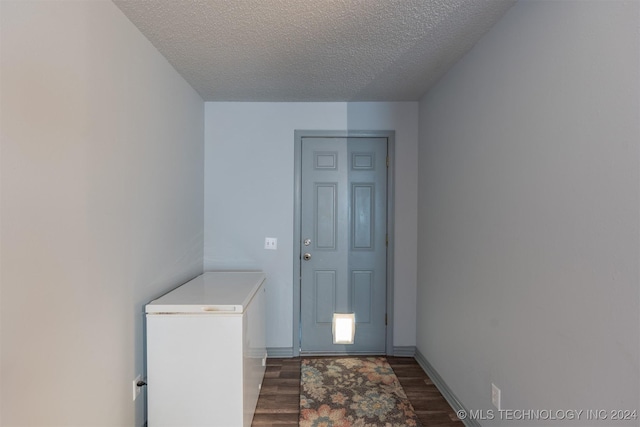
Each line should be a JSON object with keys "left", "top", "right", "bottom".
{"left": 388, "top": 357, "right": 464, "bottom": 427}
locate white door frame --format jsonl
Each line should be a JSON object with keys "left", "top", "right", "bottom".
{"left": 293, "top": 130, "right": 395, "bottom": 356}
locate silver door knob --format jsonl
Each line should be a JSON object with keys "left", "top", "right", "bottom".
{"left": 303, "top": 253, "right": 312, "bottom": 261}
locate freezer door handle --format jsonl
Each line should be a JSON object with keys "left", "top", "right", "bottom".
{"left": 201, "top": 306, "right": 238, "bottom": 312}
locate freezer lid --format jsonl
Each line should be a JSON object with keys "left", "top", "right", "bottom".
{"left": 145, "top": 271, "right": 265, "bottom": 314}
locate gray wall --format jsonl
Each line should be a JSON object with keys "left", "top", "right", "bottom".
{"left": 1, "top": 2, "right": 204, "bottom": 425}
{"left": 204, "top": 102, "right": 419, "bottom": 351}
{"left": 417, "top": 1, "right": 639, "bottom": 425}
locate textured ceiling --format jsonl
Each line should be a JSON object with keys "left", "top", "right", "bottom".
{"left": 113, "top": 0, "right": 515, "bottom": 101}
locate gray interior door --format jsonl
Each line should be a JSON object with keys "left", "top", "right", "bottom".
{"left": 300, "top": 136, "right": 387, "bottom": 354}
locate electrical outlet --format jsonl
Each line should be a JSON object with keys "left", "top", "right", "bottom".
{"left": 264, "top": 237, "right": 277, "bottom": 250}
{"left": 491, "top": 383, "right": 501, "bottom": 410}
{"left": 133, "top": 375, "right": 142, "bottom": 401}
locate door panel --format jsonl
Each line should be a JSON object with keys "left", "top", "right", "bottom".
{"left": 352, "top": 270, "right": 373, "bottom": 323}
{"left": 300, "top": 137, "right": 387, "bottom": 354}
{"left": 352, "top": 184, "right": 374, "bottom": 249}
{"left": 315, "top": 270, "right": 336, "bottom": 323}
{"left": 315, "top": 184, "right": 337, "bottom": 249}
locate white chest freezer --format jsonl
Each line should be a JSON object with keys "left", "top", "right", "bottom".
{"left": 146, "top": 271, "right": 267, "bottom": 427}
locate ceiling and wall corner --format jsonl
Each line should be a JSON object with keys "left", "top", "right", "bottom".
{"left": 112, "top": 0, "right": 516, "bottom": 101}
{"left": 111, "top": 0, "right": 517, "bottom": 354}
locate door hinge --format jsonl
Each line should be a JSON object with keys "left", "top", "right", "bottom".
{"left": 385, "top": 313, "right": 388, "bottom": 325}
{"left": 386, "top": 156, "right": 389, "bottom": 167}
{"left": 385, "top": 234, "right": 388, "bottom": 247}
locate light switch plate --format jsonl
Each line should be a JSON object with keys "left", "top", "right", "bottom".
{"left": 265, "top": 237, "right": 277, "bottom": 250}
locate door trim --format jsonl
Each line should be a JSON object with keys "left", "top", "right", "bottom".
{"left": 293, "top": 130, "right": 395, "bottom": 356}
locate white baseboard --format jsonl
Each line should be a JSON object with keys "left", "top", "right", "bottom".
{"left": 267, "top": 346, "right": 417, "bottom": 358}
{"left": 393, "top": 346, "right": 416, "bottom": 357}
{"left": 266, "top": 347, "right": 294, "bottom": 358}
{"left": 414, "top": 349, "right": 481, "bottom": 427}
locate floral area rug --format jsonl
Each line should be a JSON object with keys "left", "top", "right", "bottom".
{"left": 299, "top": 357, "right": 422, "bottom": 427}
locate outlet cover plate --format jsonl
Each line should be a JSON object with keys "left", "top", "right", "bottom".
{"left": 491, "top": 383, "right": 501, "bottom": 410}
{"left": 133, "top": 375, "right": 142, "bottom": 401}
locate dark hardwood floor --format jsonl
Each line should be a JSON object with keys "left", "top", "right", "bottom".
{"left": 251, "top": 356, "right": 464, "bottom": 427}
